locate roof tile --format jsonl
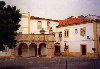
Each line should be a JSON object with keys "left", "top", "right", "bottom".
{"left": 58, "top": 17, "right": 88, "bottom": 27}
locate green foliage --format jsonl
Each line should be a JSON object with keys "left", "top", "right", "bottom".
{"left": 0, "top": 1, "right": 21, "bottom": 51}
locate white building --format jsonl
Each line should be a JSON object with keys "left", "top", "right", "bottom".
{"left": 15, "top": 13, "right": 59, "bottom": 58}
{"left": 13, "top": 13, "right": 100, "bottom": 58}
{"left": 56, "top": 17, "right": 100, "bottom": 58}
{"left": 1, "top": 13, "right": 100, "bottom": 58}
{"left": 18, "top": 13, "right": 100, "bottom": 58}
{"left": 18, "top": 12, "right": 58, "bottom": 34}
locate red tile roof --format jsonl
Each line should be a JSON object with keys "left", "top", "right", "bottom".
{"left": 58, "top": 17, "right": 89, "bottom": 27}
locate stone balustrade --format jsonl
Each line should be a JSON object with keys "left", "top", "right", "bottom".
{"left": 16, "top": 34, "right": 55, "bottom": 42}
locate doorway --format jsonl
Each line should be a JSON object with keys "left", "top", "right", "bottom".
{"left": 18, "top": 43, "right": 28, "bottom": 57}
{"left": 38, "top": 43, "right": 46, "bottom": 57}
{"left": 54, "top": 45, "right": 60, "bottom": 56}
{"left": 29, "top": 43, "right": 37, "bottom": 57}
{"left": 81, "top": 45, "right": 87, "bottom": 55}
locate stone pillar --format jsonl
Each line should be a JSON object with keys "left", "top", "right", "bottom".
{"left": 37, "top": 43, "right": 39, "bottom": 57}
{"left": 51, "top": 44, "right": 54, "bottom": 57}
{"left": 47, "top": 43, "right": 54, "bottom": 58}
{"left": 27, "top": 43, "right": 30, "bottom": 57}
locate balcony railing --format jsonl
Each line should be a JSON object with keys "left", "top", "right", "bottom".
{"left": 16, "top": 34, "right": 55, "bottom": 42}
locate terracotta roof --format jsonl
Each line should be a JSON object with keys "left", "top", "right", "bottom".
{"left": 30, "top": 16, "right": 58, "bottom": 22}
{"left": 57, "top": 17, "right": 89, "bottom": 27}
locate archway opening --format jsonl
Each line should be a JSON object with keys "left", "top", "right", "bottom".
{"left": 29, "top": 43, "right": 37, "bottom": 57}
{"left": 54, "top": 45, "right": 61, "bottom": 56}
{"left": 18, "top": 43, "right": 28, "bottom": 57}
{"left": 38, "top": 43, "right": 47, "bottom": 57}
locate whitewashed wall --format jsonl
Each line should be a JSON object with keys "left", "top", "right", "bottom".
{"left": 30, "top": 20, "right": 58, "bottom": 34}
{"left": 18, "top": 17, "right": 28, "bottom": 34}
{"left": 56, "top": 23, "right": 94, "bottom": 53}
{"left": 18, "top": 15, "right": 59, "bottom": 34}
{"left": 0, "top": 49, "right": 11, "bottom": 56}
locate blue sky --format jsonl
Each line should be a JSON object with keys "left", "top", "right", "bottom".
{"left": 2, "top": 0, "right": 100, "bottom": 20}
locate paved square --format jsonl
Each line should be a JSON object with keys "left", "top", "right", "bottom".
{"left": 0, "top": 57, "right": 100, "bottom": 69}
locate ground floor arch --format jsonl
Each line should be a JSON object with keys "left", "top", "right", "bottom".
{"left": 29, "top": 43, "right": 37, "bottom": 57}
{"left": 38, "top": 43, "right": 47, "bottom": 57}
{"left": 17, "top": 42, "right": 54, "bottom": 58}
{"left": 18, "top": 43, "right": 28, "bottom": 57}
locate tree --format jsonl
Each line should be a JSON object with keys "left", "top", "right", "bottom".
{"left": 0, "top": 1, "right": 21, "bottom": 51}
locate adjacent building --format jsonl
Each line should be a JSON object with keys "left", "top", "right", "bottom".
{"left": 56, "top": 16, "right": 100, "bottom": 58}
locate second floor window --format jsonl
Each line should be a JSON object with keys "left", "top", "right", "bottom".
{"left": 75, "top": 29, "right": 78, "bottom": 34}
{"left": 59, "top": 32, "right": 62, "bottom": 38}
{"left": 64, "top": 29, "right": 69, "bottom": 38}
{"left": 37, "top": 21, "right": 42, "bottom": 29}
{"left": 53, "top": 32, "right": 55, "bottom": 37}
{"left": 80, "top": 27, "right": 86, "bottom": 36}
{"left": 47, "top": 22, "right": 50, "bottom": 30}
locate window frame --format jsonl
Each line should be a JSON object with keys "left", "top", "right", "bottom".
{"left": 80, "top": 27, "right": 86, "bottom": 36}
{"left": 37, "top": 21, "right": 42, "bottom": 29}
{"left": 59, "top": 32, "right": 62, "bottom": 37}
{"left": 75, "top": 29, "right": 78, "bottom": 34}
{"left": 64, "top": 29, "right": 69, "bottom": 38}
{"left": 53, "top": 32, "right": 55, "bottom": 37}
{"left": 47, "top": 21, "right": 50, "bottom": 30}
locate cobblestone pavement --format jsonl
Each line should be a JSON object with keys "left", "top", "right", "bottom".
{"left": 0, "top": 57, "right": 100, "bottom": 69}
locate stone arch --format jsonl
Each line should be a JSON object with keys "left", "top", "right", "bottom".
{"left": 18, "top": 43, "right": 28, "bottom": 57}
{"left": 29, "top": 43, "right": 37, "bottom": 57}
{"left": 38, "top": 43, "right": 47, "bottom": 57}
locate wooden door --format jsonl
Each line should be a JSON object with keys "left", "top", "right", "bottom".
{"left": 81, "top": 45, "right": 86, "bottom": 55}
{"left": 54, "top": 46, "right": 60, "bottom": 56}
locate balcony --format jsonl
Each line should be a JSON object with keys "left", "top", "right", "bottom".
{"left": 16, "top": 34, "right": 55, "bottom": 42}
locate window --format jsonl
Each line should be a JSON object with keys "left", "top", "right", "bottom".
{"left": 59, "top": 32, "right": 62, "bottom": 41}
{"left": 64, "top": 43, "right": 69, "bottom": 51}
{"left": 53, "top": 32, "right": 55, "bottom": 37}
{"left": 47, "top": 22, "right": 50, "bottom": 30}
{"left": 37, "top": 21, "right": 42, "bottom": 29}
{"left": 64, "top": 29, "right": 69, "bottom": 38}
{"left": 59, "top": 32, "right": 62, "bottom": 37}
{"left": 80, "top": 27, "right": 86, "bottom": 36}
{"left": 75, "top": 29, "right": 78, "bottom": 34}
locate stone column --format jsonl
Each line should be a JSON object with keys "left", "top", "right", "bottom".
{"left": 47, "top": 43, "right": 53, "bottom": 58}
{"left": 37, "top": 43, "right": 39, "bottom": 57}
{"left": 51, "top": 43, "right": 54, "bottom": 57}
{"left": 27, "top": 42, "right": 30, "bottom": 57}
